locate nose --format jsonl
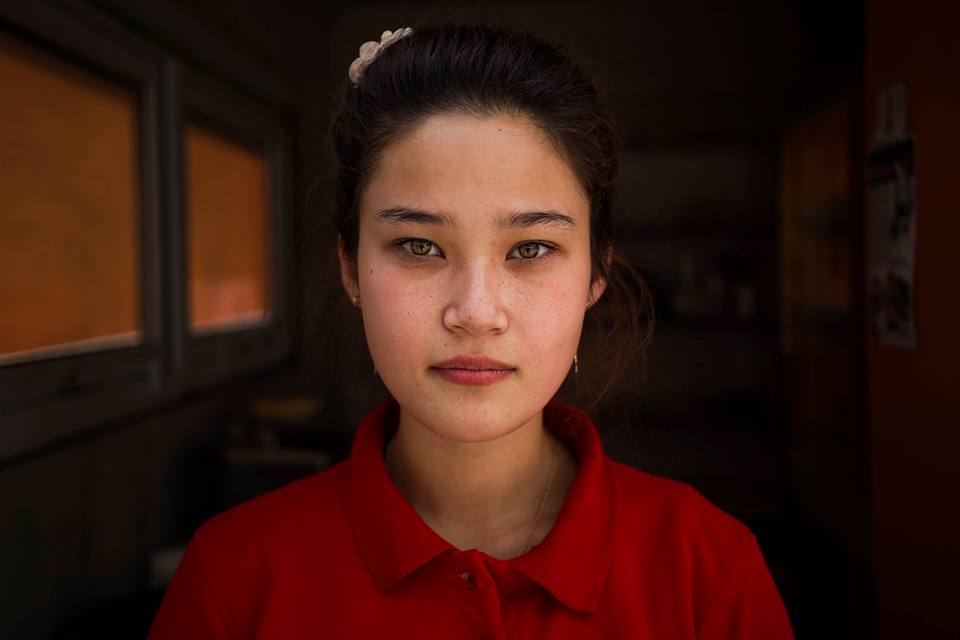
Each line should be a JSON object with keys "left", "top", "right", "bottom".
{"left": 442, "top": 259, "right": 509, "bottom": 336}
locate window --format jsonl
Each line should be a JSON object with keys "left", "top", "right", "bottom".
{"left": 170, "top": 68, "right": 292, "bottom": 385}
{"left": 0, "top": 28, "right": 142, "bottom": 366}
{"left": 0, "top": 3, "right": 293, "bottom": 462}
{"left": 184, "top": 119, "right": 271, "bottom": 335}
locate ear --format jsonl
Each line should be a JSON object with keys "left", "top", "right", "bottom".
{"left": 588, "top": 275, "right": 607, "bottom": 308}
{"left": 338, "top": 235, "right": 360, "bottom": 302}
{"left": 587, "top": 245, "right": 612, "bottom": 308}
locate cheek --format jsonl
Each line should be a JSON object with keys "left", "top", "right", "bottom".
{"left": 511, "top": 268, "right": 589, "bottom": 355}
{"left": 359, "top": 264, "right": 437, "bottom": 361}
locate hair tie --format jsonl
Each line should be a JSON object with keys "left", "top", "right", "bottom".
{"left": 348, "top": 27, "right": 414, "bottom": 85}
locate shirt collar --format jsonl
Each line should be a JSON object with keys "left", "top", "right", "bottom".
{"left": 342, "top": 395, "right": 617, "bottom": 613}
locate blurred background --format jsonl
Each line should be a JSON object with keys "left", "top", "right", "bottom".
{"left": 0, "top": 0, "right": 957, "bottom": 638}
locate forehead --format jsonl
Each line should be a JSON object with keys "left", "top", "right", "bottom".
{"left": 360, "top": 112, "right": 589, "bottom": 226}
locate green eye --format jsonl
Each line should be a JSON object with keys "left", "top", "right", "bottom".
{"left": 410, "top": 239, "right": 433, "bottom": 256}
{"left": 511, "top": 242, "right": 555, "bottom": 261}
{"left": 517, "top": 243, "right": 541, "bottom": 259}
{"left": 396, "top": 238, "right": 442, "bottom": 259}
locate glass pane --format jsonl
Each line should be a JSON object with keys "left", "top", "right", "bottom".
{"left": 184, "top": 119, "right": 269, "bottom": 334}
{"left": 0, "top": 30, "right": 141, "bottom": 365}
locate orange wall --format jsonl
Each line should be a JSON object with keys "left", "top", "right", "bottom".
{"left": 865, "top": 2, "right": 960, "bottom": 637}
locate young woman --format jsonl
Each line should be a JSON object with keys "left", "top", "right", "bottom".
{"left": 150, "top": 23, "right": 794, "bottom": 639}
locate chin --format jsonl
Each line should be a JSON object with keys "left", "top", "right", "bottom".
{"left": 428, "top": 415, "right": 528, "bottom": 443}
{"left": 397, "top": 390, "right": 544, "bottom": 443}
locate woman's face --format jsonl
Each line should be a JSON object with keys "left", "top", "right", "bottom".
{"left": 340, "top": 112, "right": 605, "bottom": 443}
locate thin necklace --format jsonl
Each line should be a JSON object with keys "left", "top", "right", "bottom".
{"left": 519, "top": 435, "right": 559, "bottom": 555}
{"left": 384, "top": 433, "right": 560, "bottom": 556}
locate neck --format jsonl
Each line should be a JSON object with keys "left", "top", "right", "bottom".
{"left": 385, "top": 407, "right": 572, "bottom": 556}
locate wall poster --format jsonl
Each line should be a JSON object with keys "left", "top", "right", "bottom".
{"left": 866, "top": 135, "right": 917, "bottom": 349}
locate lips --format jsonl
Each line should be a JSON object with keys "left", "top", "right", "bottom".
{"left": 430, "top": 355, "right": 516, "bottom": 386}
{"left": 431, "top": 355, "right": 515, "bottom": 370}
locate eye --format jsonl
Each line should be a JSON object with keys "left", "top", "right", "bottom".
{"left": 509, "top": 241, "right": 556, "bottom": 261}
{"left": 396, "top": 238, "right": 443, "bottom": 259}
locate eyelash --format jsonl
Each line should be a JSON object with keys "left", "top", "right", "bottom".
{"left": 392, "top": 238, "right": 558, "bottom": 263}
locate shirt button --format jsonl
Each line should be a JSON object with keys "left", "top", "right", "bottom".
{"left": 457, "top": 571, "right": 476, "bottom": 588}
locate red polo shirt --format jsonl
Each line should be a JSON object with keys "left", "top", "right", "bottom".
{"left": 149, "top": 396, "right": 794, "bottom": 639}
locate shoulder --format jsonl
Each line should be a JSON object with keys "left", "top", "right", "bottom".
{"left": 191, "top": 460, "right": 352, "bottom": 564}
{"left": 608, "top": 459, "right": 752, "bottom": 553}
{"left": 151, "top": 462, "right": 356, "bottom": 638}
{"left": 606, "top": 460, "right": 785, "bottom": 637}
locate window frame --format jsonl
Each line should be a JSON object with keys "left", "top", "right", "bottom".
{"left": 165, "top": 62, "right": 294, "bottom": 391}
{"left": 0, "top": 1, "right": 296, "bottom": 464}
{"left": 0, "top": 2, "right": 166, "bottom": 461}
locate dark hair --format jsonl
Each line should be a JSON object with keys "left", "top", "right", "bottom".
{"left": 328, "top": 22, "right": 654, "bottom": 415}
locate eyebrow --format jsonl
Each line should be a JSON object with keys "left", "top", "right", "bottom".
{"left": 375, "top": 207, "right": 577, "bottom": 230}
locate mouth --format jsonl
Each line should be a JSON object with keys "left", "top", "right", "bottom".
{"left": 429, "top": 367, "right": 515, "bottom": 386}
{"left": 429, "top": 355, "right": 516, "bottom": 385}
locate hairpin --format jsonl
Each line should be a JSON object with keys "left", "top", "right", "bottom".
{"left": 348, "top": 27, "right": 414, "bottom": 85}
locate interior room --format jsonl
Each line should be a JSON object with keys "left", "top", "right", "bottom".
{"left": 1, "top": 1, "right": 957, "bottom": 638}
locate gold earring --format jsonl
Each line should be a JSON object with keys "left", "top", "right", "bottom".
{"left": 573, "top": 353, "right": 579, "bottom": 374}
{"left": 353, "top": 294, "right": 360, "bottom": 307}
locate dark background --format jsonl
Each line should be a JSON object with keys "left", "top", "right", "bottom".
{"left": 1, "top": 1, "right": 957, "bottom": 638}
